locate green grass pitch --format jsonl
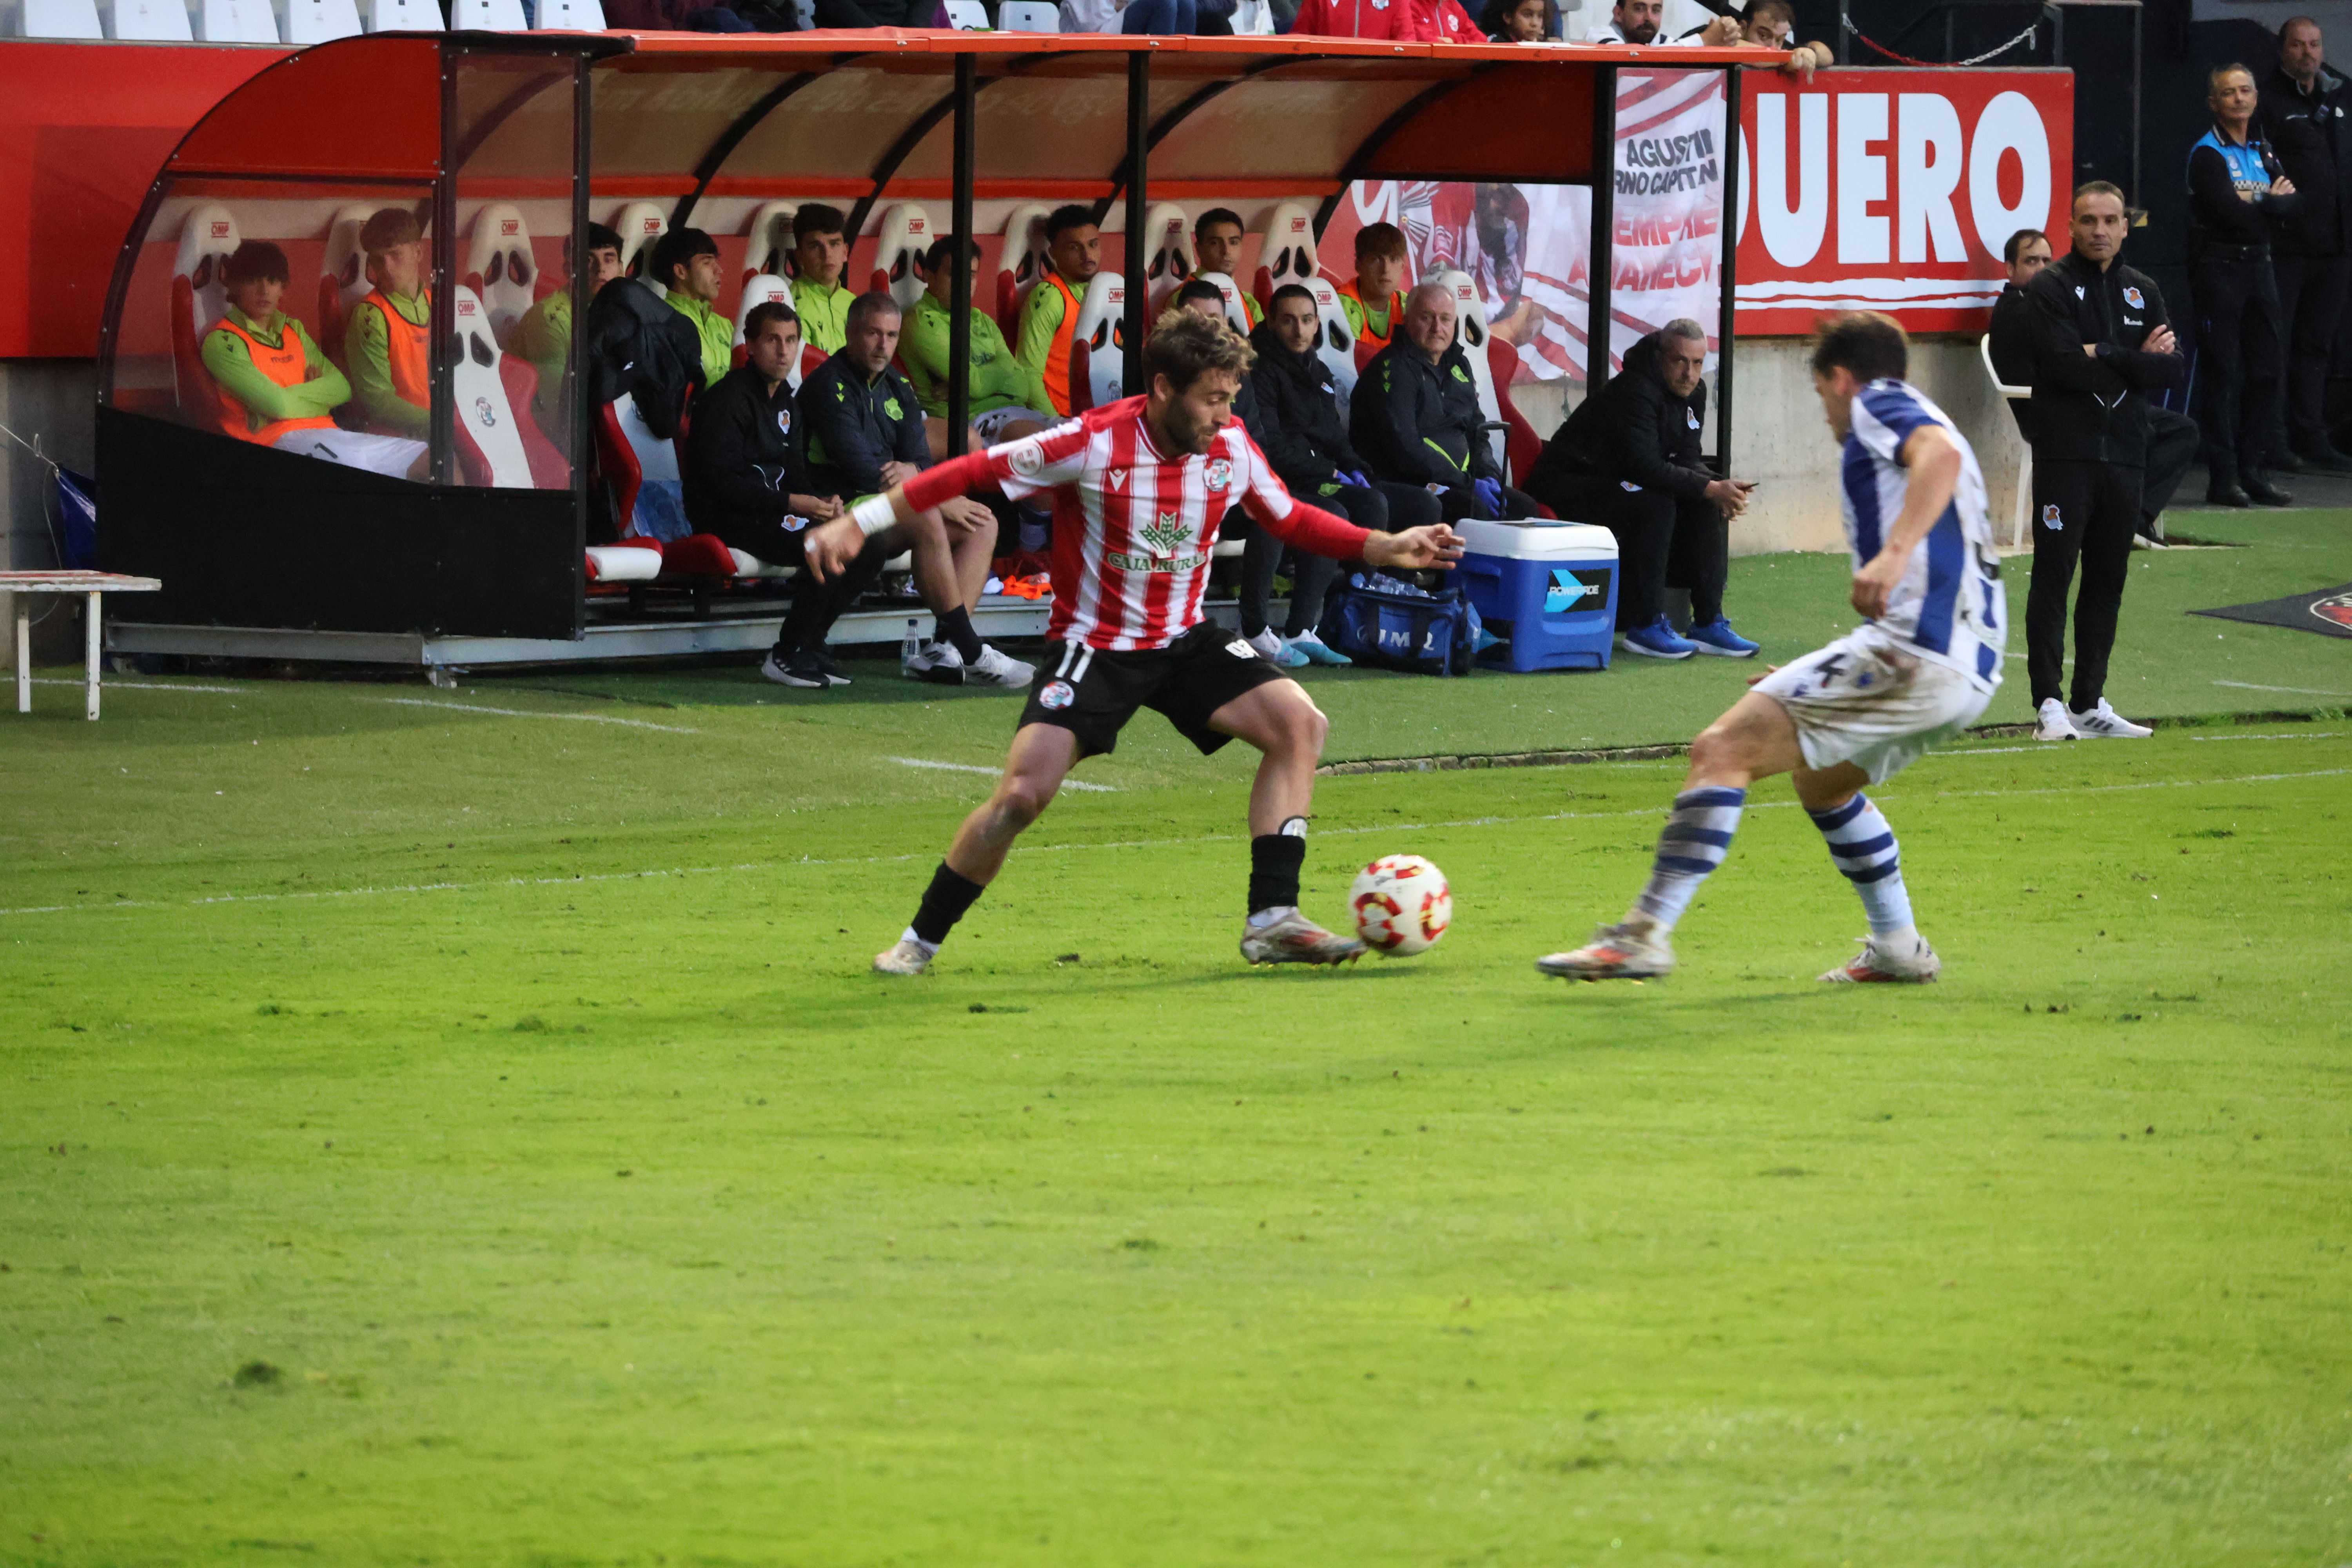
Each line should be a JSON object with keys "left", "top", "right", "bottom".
{"left": 4, "top": 514, "right": 2350, "bottom": 1564}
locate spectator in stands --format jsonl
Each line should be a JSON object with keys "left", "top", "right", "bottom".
{"left": 2261, "top": 16, "right": 2352, "bottom": 472}
{"left": 202, "top": 241, "right": 425, "bottom": 479}
{"left": 1290, "top": 0, "right": 1478, "bottom": 44}
{"left": 1059, "top": 0, "right": 1239, "bottom": 32}
{"left": 1989, "top": 226, "right": 2053, "bottom": 440}
{"left": 649, "top": 227, "right": 732, "bottom": 390}
{"left": 507, "top": 221, "right": 625, "bottom": 436}
{"left": 1338, "top": 222, "right": 1410, "bottom": 351}
{"left": 1247, "top": 283, "right": 1450, "bottom": 664}
{"left": 2188, "top": 64, "right": 2300, "bottom": 506}
{"left": 901, "top": 233, "right": 1056, "bottom": 450}
{"left": 1015, "top": 205, "right": 1102, "bottom": 419}
{"left": 1192, "top": 209, "right": 1261, "bottom": 325}
{"left": 789, "top": 204, "right": 856, "bottom": 357}
{"left": 1588, "top": 0, "right": 1736, "bottom": 45}
{"left": 348, "top": 207, "right": 431, "bottom": 441}
{"left": 791, "top": 290, "right": 1031, "bottom": 690}
{"left": 685, "top": 300, "right": 841, "bottom": 563}
{"left": 1523, "top": 319, "right": 1759, "bottom": 661}
{"left": 1481, "top": 0, "right": 1553, "bottom": 42}
{"left": 1351, "top": 281, "right": 1541, "bottom": 526}
{"left": 1733, "top": 0, "right": 1831, "bottom": 73}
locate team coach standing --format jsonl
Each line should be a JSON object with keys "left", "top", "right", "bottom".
{"left": 2261, "top": 16, "right": 2352, "bottom": 472}
{"left": 2023, "top": 182, "right": 2184, "bottom": 742}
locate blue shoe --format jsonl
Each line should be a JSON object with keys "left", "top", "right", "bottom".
{"left": 1284, "top": 628, "right": 1353, "bottom": 666}
{"left": 1618, "top": 615, "right": 1697, "bottom": 660}
{"left": 1684, "top": 616, "right": 1759, "bottom": 658}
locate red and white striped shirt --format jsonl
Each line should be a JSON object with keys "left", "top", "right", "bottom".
{"left": 904, "top": 395, "right": 1372, "bottom": 651}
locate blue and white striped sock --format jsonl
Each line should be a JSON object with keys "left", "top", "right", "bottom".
{"left": 1632, "top": 786, "right": 1746, "bottom": 931}
{"left": 1808, "top": 794, "right": 1916, "bottom": 938}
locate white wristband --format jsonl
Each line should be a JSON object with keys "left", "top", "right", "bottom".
{"left": 851, "top": 493, "right": 899, "bottom": 538}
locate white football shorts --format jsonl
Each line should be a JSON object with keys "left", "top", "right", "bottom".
{"left": 972, "top": 406, "right": 1055, "bottom": 445}
{"left": 272, "top": 427, "right": 429, "bottom": 479}
{"left": 1751, "top": 630, "right": 1992, "bottom": 784}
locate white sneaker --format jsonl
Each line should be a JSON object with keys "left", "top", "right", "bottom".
{"left": 1535, "top": 921, "right": 1675, "bottom": 980}
{"left": 904, "top": 639, "right": 963, "bottom": 680}
{"left": 2034, "top": 697, "right": 2078, "bottom": 742}
{"left": 1819, "top": 933, "right": 1941, "bottom": 984}
{"left": 873, "top": 937, "right": 934, "bottom": 976}
{"left": 1243, "top": 627, "right": 1286, "bottom": 661}
{"left": 964, "top": 644, "right": 1035, "bottom": 688}
{"left": 1239, "top": 909, "right": 1365, "bottom": 966}
{"left": 2069, "top": 699, "right": 2152, "bottom": 739}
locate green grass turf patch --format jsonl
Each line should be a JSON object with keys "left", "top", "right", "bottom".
{"left": 5, "top": 722, "right": 2350, "bottom": 1564}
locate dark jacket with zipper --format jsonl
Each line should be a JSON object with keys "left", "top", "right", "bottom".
{"left": 1987, "top": 281, "right": 2039, "bottom": 445}
{"left": 2260, "top": 64, "right": 2352, "bottom": 255}
{"left": 1247, "top": 319, "right": 1364, "bottom": 491}
{"left": 797, "top": 350, "right": 927, "bottom": 499}
{"left": 2023, "top": 247, "right": 2184, "bottom": 468}
{"left": 684, "top": 364, "right": 802, "bottom": 539}
{"left": 1350, "top": 338, "right": 1499, "bottom": 486}
{"left": 1527, "top": 330, "right": 1712, "bottom": 499}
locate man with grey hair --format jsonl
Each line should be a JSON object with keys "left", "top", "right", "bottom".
{"left": 2261, "top": 15, "right": 2352, "bottom": 471}
{"left": 1525, "top": 319, "right": 1761, "bottom": 659}
{"left": 1350, "top": 279, "right": 1541, "bottom": 524}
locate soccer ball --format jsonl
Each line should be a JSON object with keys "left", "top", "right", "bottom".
{"left": 1350, "top": 855, "right": 1452, "bottom": 956}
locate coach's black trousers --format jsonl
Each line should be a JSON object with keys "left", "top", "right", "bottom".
{"left": 2272, "top": 251, "right": 2350, "bottom": 456}
{"left": 2028, "top": 458, "right": 2141, "bottom": 711}
{"left": 771, "top": 531, "right": 893, "bottom": 657}
{"left": 2189, "top": 255, "right": 2286, "bottom": 484}
{"left": 1521, "top": 471, "right": 1726, "bottom": 630}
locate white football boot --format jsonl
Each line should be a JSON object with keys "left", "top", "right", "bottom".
{"left": 1243, "top": 627, "right": 1286, "bottom": 661}
{"left": 1240, "top": 909, "right": 1366, "bottom": 967}
{"left": 1819, "top": 932, "right": 1942, "bottom": 984}
{"left": 2033, "top": 697, "right": 2079, "bottom": 742}
{"left": 903, "top": 640, "right": 963, "bottom": 681}
{"left": 964, "top": 644, "right": 1036, "bottom": 688}
{"left": 1535, "top": 921, "right": 1675, "bottom": 980}
{"left": 2068, "top": 699, "right": 2152, "bottom": 738}
{"left": 873, "top": 936, "right": 935, "bottom": 976}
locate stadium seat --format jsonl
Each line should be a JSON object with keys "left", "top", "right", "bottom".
{"left": 593, "top": 392, "right": 684, "bottom": 541}
{"left": 20, "top": 0, "right": 103, "bottom": 34}
{"left": 108, "top": 0, "right": 192, "bottom": 41}
{"left": 451, "top": 287, "right": 568, "bottom": 490}
{"left": 1486, "top": 333, "right": 1544, "bottom": 493}
{"left": 799, "top": 341, "right": 827, "bottom": 384}
{"left": 1252, "top": 200, "right": 1319, "bottom": 311}
{"left": 943, "top": 0, "right": 986, "bottom": 25}
{"left": 532, "top": 0, "right": 603, "bottom": 25}
{"left": 285, "top": 0, "right": 362, "bottom": 41}
{"left": 318, "top": 203, "right": 376, "bottom": 366}
{"left": 611, "top": 202, "right": 668, "bottom": 291}
{"left": 998, "top": 0, "right": 1056, "bottom": 28}
{"left": 1980, "top": 332, "right": 2033, "bottom": 550}
{"left": 1140, "top": 201, "right": 1193, "bottom": 316}
{"left": 365, "top": 0, "right": 443, "bottom": 27}
{"left": 1193, "top": 272, "right": 1253, "bottom": 336}
{"left": 731, "top": 274, "right": 793, "bottom": 372}
{"left": 1298, "top": 275, "right": 1359, "bottom": 414}
{"left": 995, "top": 203, "right": 1053, "bottom": 338}
{"left": 584, "top": 540, "right": 664, "bottom": 585}
{"left": 1064, "top": 272, "right": 1127, "bottom": 414}
{"left": 465, "top": 203, "right": 539, "bottom": 345}
{"left": 742, "top": 201, "right": 798, "bottom": 286}
{"left": 170, "top": 205, "right": 239, "bottom": 432}
{"left": 869, "top": 203, "right": 933, "bottom": 313}
{"left": 449, "top": 0, "right": 526, "bottom": 26}
{"left": 199, "top": 0, "right": 279, "bottom": 40}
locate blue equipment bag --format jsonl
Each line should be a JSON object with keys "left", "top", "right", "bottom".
{"left": 1317, "top": 572, "right": 1480, "bottom": 677}
{"left": 56, "top": 467, "right": 98, "bottom": 570}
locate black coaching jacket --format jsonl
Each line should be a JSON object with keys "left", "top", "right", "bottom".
{"left": 2023, "top": 248, "right": 2184, "bottom": 468}
{"left": 1350, "top": 339, "right": 1500, "bottom": 486}
{"left": 1526, "top": 330, "right": 1713, "bottom": 499}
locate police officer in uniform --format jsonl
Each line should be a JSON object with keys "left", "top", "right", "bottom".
{"left": 2023, "top": 182, "right": 2185, "bottom": 741}
{"left": 2188, "top": 63, "right": 2302, "bottom": 505}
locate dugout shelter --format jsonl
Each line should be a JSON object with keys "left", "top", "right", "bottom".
{"left": 95, "top": 27, "right": 1768, "bottom": 672}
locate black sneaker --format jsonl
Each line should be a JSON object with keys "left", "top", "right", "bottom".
{"left": 760, "top": 650, "right": 844, "bottom": 688}
{"left": 809, "top": 649, "right": 854, "bottom": 685}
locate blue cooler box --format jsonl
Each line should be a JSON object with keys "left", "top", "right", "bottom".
{"left": 1453, "top": 519, "right": 1620, "bottom": 672}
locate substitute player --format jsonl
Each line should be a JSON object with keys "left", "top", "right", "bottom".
{"left": 798, "top": 313, "right": 1463, "bottom": 975}
{"left": 1537, "top": 312, "right": 2005, "bottom": 985}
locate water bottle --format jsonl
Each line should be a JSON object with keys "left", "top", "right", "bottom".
{"left": 900, "top": 617, "right": 922, "bottom": 673}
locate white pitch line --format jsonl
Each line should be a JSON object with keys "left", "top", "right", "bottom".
{"left": 375, "top": 698, "right": 698, "bottom": 734}
{"left": 2214, "top": 680, "right": 2352, "bottom": 698}
{"left": 6, "top": 768, "right": 2343, "bottom": 923}
{"left": 29, "top": 677, "right": 249, "bottom": 694}
{"left": 889, "top": 756, "right": 1116, "bottom": 792}
{"left": 2189, "top": 732, "right": 2343, "bottom": 742}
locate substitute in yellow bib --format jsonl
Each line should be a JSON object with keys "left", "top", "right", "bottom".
{"left": 1013, "top": 204, "right": 1101, "bottom": 418}
{"left": 1338, "top": 220, "right": 1411, "bottom": 350}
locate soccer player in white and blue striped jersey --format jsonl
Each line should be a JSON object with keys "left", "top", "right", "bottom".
{"left": 1539, "top": 312, "right": 2006, "bottom": 984}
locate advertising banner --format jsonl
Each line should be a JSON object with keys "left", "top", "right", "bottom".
{"left": 1318, "top": 67, "right": 2073, "bottom": 386}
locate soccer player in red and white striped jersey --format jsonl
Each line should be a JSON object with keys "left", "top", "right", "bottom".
{"left": 802, "top": 312, "right": 1462, "bottom": 975}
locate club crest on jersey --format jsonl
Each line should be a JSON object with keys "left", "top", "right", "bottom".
{"left": 784, "top": 515, "right": 807, "bottom": 532}
{"left": 776, "top": 410, "right": 791, "bottom": 435}
{"left": 1686, "top": 407, "right": 1701, "bottom": 430}
{"left": 2123, "top": 286, "right": 2145, "bottom": 308}
{"left": 1009, "top": 443, "right": 1044, "bottom": 477}
{"left": 1203, "top": 457, "right": 1232, "bottom": 490}
{"left": 2042, "top": 503, "right": 2062, "bottom": 528}
{"left": 1036, "top": 679, "right": 1075, "bottom": 711}
{"left": 1138, "top": 510, "right": 1188, "bottom": 556}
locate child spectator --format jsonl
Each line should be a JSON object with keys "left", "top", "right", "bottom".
{"left": 1014, "top": 205, "right": 1102, "bottom": 419}
{"left": 650, "top": 227, "right": 732, "bottom": 390}
{"left": 1337, "top": 222, "right": 1410, "bottom": 350}
{"left": 1480, "top": 0, "right": 1552, "bottom": 42}
{"left": 347, "top": 207, "right": 431, "bottom": 441}
{"left": 788, "top": 204, "right": 855, "bottom": 357}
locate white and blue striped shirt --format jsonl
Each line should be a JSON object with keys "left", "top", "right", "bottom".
{"left": 1840, "top": 379, "right": 2006, "bottom": 691}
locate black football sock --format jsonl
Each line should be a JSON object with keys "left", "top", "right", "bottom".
{"left": 1247, "top": 817, "right": 1308, "bottom": 916}
{"left": 909, "top": 861, "right": 987, "bottom": 946}
{"left": 934, "top": 604, "right": 985, "bottom": 662}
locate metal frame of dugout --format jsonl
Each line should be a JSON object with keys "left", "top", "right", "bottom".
{"left": 94, "top": 27, "right": 1770, "bottom": 675}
